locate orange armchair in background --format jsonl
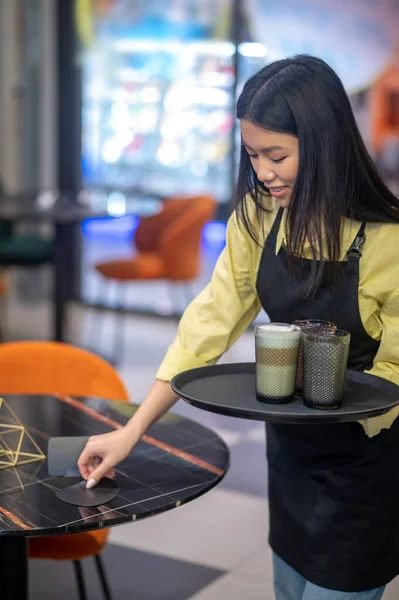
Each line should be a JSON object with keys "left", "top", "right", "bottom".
{"left": 93, "top": 195, "right": 216, "bottom": 364}
{"left": 0, "top": 341, "right": 130, "bottom": 600}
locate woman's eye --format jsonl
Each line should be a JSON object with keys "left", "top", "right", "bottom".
{"left": 271, "top": 157, "right": 287, "bottom": 164}
{"left": 248, "top": 154, "right": 258, "bottom": 159}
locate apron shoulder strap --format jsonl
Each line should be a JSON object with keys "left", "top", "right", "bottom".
{"left": 347, "top": 223, "right": 366, "bottom": 260}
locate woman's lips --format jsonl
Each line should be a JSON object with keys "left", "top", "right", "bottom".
{"left": 269, "top": 186, "right": 288, "bottom": 199}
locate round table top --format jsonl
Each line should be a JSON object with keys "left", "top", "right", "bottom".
{"left": 0, "top": 394, "right": 229, "bottom": 537}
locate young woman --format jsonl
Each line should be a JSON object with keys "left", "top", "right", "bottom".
{"left": 78, "top": 55, "right": 399, "bottom": 599}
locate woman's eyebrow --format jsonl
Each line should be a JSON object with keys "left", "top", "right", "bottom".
{"left": 242, "top": 142, "right": 285, "bottom": 152}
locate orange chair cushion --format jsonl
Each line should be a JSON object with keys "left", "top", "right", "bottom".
{"left": 95, "top": 253, "right": 166, "bottom": 281}
{"left": 30, "top": 529, "right": 109, "bottom": 560}
{"left": 0, "top": 342, "right": 129, "bottom": 400}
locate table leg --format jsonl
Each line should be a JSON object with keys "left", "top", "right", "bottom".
{"left": 0, "top": 537, "right": 28, "bottom": 599}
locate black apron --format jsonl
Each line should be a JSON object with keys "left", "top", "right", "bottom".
{"left": 256, "top": 208, "right": 399, "bottom": 592}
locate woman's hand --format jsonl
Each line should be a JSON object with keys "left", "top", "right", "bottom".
{"left": 77, "top": 428, "right": 135, "bottom": 489}
{"left": 78, "top": 379, "right": 180, "bottom": 489}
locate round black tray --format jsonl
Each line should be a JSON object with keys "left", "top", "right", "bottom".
{"left": 171, "top": 363, "right": 399, "bottom": 424}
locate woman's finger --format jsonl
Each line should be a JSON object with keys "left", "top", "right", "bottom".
{"left": 78, "top": 445, "right": 99, "bottom": 479}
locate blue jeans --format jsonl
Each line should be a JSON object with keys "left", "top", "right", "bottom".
{"left": 273, "top": 553, "right": 386, "bottom": 600}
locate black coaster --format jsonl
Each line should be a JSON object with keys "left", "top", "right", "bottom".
{"left": 56, "top": 478, "right": 120, "bottom": 507}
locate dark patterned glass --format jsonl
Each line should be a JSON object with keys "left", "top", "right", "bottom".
{"left": 302, "top": 328, "right": 350, "bottom": 410}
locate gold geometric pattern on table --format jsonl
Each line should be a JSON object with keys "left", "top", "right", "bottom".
{"left": 0, "top": 398, "right": 46, "bottom": 470}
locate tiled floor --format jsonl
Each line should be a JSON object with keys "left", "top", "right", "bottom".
{"left": 3, "top": 265, "right": 399, "bottom": 599}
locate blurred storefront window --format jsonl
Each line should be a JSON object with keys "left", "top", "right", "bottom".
{"left": 76, "top": 0, "right": 267, "bottom": 208}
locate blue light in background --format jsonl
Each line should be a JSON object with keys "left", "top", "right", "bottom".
{"left": 81, "top": 215, "right": 140, "bottom": 240}
{"left": 81, "top": 216, "right": 227, "bottom": 251}
{"left": 202, "top": 221, "right": 227, "bottom": 252}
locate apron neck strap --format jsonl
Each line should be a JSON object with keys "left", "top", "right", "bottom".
{"left": 266, "top": 207, "right": 284, "bottom": 249}
{"left": 267, "top": 209, "right": 366, "bottom": 261}
{"left": 347, "top": 223, "right": 366, "bottom": 260}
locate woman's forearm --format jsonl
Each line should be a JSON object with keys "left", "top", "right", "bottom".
{"left": 124, "top": 379, "right": 179, "bottom": 443}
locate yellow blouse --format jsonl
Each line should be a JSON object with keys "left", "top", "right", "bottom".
{"left": 157, "top": 196, "right": 399, "bottom": 437}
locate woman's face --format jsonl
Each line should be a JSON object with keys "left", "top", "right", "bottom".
{"left": 240, "top": 119, "right": 299, "bottom": 208}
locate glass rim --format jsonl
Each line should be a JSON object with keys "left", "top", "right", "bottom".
{"left": 303, "top": 327, "right": 350, "bottom": 340}
{"left": 255, "top": 323, "right": 301, "bottom": 335}
{"left": 292, "top": 319, "right": 336, "bottom": 328}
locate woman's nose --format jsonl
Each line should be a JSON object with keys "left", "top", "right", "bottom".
{"left": 257, "top": 162, "right": 275, "bottom": 184}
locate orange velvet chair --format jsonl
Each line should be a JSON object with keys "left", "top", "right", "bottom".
{"left": 0, "top": 341, "right": 130, "bottom": 600}
{"left": 93, "top": 196, "right": 216, "bottom": 363}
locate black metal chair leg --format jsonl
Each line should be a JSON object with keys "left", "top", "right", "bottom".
{"left": 73, "top": 560, "right": 88, "bottom": 600}
{"left": 112, "top": 282, "right": 126, "bottom": 367}
{"left": 86, "top": 276, "right": 105, "bottom": 351}
{"left": 94, "top": 553, "right": 113, "bottom": 600}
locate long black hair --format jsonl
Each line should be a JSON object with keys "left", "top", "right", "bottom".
{"left": 235, "top": 55, "right": 399, "bottom": 296}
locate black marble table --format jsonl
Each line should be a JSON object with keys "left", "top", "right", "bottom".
{"left": 0, "top": 394, "right": 229, "bottom": 599}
